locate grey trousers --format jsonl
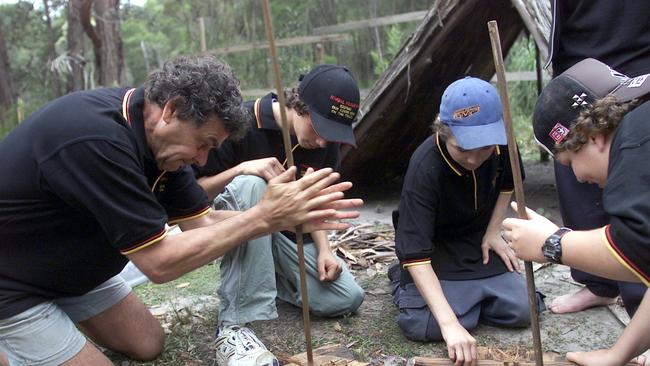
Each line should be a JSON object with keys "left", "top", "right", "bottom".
{"left": 214, "top": 175, "right": 365, "bottom": 326}
{"left": 392, "top": 271, "right": 542, "bottom": 341}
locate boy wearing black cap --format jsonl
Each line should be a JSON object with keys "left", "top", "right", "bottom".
{"left": 194, "top": 64, "right": 364, "bottom": 366}
{"left": 391, "top": 77, "right": 534, "bottom": 365}
{"left": 543, "top": 0, "right": 650, "bottom": 316}
{"left": 503, "top": 58, "right": 650, "bottom": 365}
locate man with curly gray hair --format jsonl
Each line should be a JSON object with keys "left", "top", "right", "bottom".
{"left": 0, "top": 54, "right": 362, "bottom": 366}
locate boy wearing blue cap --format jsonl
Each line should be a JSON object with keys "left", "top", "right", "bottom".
{"left": 390, "top": 77, "right": 536, "bottom": 364}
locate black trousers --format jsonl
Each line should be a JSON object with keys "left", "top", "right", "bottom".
{"left": 555, "top": 162, "right": 646, "bottom": 316}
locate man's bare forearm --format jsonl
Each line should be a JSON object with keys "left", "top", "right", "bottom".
{"left": 128, "top": 205, "right": 270, "bottom": 283}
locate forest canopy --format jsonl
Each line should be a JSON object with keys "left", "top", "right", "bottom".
{"left": 0, "top": 0, "right": 434, "bottom": 133}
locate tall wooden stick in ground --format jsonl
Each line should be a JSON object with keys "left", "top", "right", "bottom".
{"left": 487, "top": 20, "right": 543, "bottom": 366}
{"left": 260, "top": 1, "right": 314, "bottom": 365}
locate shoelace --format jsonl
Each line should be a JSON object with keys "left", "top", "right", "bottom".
{"left": 233, "top": 327, "right": 264, "bottom": 353}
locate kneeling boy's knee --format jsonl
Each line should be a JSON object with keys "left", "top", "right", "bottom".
{"left": 311, "top": 286, "right": 365, "bottom": 317}
{"left": 509, "top": 300, "right": 532, "bottom": 327}
{"left": 397, "top": 317, "right": 443, "bottom": 342}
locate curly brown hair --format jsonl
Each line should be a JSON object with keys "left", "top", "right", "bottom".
{"left": 144, "top": 54, "right": 248, "bottom": 140}
{"left": 431, "top": 116, "right": 453, "bottom": 139}
{"left": 556, "top": 96, "right": 640, "bottom": 152}
{"left": 283, "top": 87, "right": 309, "bottom": 116}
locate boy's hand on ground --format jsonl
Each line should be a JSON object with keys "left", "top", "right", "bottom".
{"left": 481, "top": 229, "right": 520, "bottom": 272}
{"left": 502, "top": 202, "right": 558, "bottom": 263}
{"left": 441, "top": 323, "right": 477, "bottom": 366}
{"left": 317, "top": 252, "right": 342, "bottom": 282}
{"left": 237, "top": 157, "right": 285, "bottom": 182}
{"left": 258, "top": 167, "right": 362, "bottom": 232}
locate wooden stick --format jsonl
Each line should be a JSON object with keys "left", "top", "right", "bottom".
{"left": 198, "top": 17, "right": 207, "bottom": 52}
{"left": 487, "top": 20, "right": 544, "bottom": 366}
{"left": 260, "top": 1, "right": 313, "bottom": 365}
{"left": 410, "top": 357, "right": 638, "bottom": 366}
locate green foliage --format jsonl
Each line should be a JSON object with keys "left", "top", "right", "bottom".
{"left": 505, "top": 35, "right": 543, "bottom": 161}
{"left": 0, "top": 2, "right": 63, "bottom": 104}
{"left": 370, "top": 25, "right": 405, "bottom": 77}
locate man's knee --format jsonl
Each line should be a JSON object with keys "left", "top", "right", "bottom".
{"left": 78, "top": 292, "right": 165, "bottom": 361}
{"left": 126, "top": 329, "right": 165, "bottom": 361}
{"left": 311, "top": 285, "right": 365, "bottom": 317}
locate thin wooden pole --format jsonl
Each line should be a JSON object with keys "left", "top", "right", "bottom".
{"left": 534, "top": 41, "right": 549, "bottom": 162}
{"left": 198, "top": 17, "right": 207, "bottom": 52}
{"left": 487, "top": 20, "right": 543, "bottom": 366}
{"left": 260, "top": 1, "right": 313, "bottom": 365}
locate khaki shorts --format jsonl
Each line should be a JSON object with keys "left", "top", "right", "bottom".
{"left": 0, "top": 275, "right": 131, "bottom": 366}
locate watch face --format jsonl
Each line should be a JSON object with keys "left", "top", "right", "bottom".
{"left": 542, "top": 243, "right": 554, "bottom": 260}
{"left": 543, "top": 237, "right": 561, "bottom": 263}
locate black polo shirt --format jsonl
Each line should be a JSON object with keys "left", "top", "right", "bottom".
{"left": 549, "top": 0, "right": 650, "bottom": 77}
{"left": 0, "top": 87, "right": 209, "bottom": 319}
{"left": 602, "top": 100, "right": 650, "bottom": 287}
{"left": 395, "top": 133, "right": 522, "bottom": 284}
{"left": 195, "top": 92, "right": 340, "bottom": 242}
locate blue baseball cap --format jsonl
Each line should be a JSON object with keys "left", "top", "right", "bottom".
{"left": 439, "top": 77, "right": 506, "bottom": 149}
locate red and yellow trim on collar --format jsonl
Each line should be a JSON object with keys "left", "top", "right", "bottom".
{"left": 436, "top": 132, "right": 463, "bottom": 176}
{"left": 168, "top": 206, "right": 212, "bottom": 226}
{"left": 120, "top": 228, "right": 167, "bottom": 255}
{"left": 435, "top": 132, "right": 502, "bottom": 176}
{"left": 602, "top": 225, "right": 650, "bottom": 287}
{"left": 121, "top": 88, "right": 137, "bottom": 126}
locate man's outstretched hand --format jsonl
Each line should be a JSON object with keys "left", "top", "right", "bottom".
{"left": 257, "top": 167, "right": 363, "bottom": 233}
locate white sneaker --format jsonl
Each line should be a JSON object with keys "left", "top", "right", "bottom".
{"left": 215, "top": 325, "right": 279, "bottom": 366}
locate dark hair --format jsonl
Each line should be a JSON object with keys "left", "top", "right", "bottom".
{"left": 432, "top": 115, "right": 453, "bottom": 139}
{"left": 283, "top": 86, "right": 309, "bottom": 116}
{"left": 557, "top": 96, "right": 640, "bottom": 152}
{"left": 144, "top": 54, "right": 248, "bottom": 140}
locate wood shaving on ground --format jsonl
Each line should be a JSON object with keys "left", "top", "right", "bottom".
{"left": 329, "top": 223, "right": 396, "bottom": 269}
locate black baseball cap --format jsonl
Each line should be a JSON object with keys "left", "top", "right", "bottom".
{"left": 533, "top": 58, "right": 650, "bottom": 155}
{"left": 298, "top": 64, "right": 360, "bottom": 147}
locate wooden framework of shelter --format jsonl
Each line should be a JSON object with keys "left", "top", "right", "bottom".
{"left": 340, "top": 0, "right": 552, "bottom": 185}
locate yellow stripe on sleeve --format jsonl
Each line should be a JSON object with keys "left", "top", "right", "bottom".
{"left": 121, "top": 230, "right": 168, "bottom": 255}
{"left": 402, "top": 260, "right": 432, "bottom": 269}
{"left": 601, "top": 227, "right": 650, "bottom": 287}
{"left": 168, "top": 206, "right": 212, "bottom": 226}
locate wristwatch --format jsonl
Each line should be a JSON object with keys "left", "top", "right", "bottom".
{"left": 542, "top": 227, "right": 572, "bottom": 264}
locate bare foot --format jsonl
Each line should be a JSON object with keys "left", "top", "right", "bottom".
{"left": 632, "top": 349, "right": 650, "bottom": 366}
{"left": 548, "top": 287, "right": 616, "bottom": 314}
{"left": 0, "top": 353, "right": 8, "bottom": 366}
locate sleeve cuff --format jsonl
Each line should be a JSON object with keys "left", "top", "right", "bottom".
{"left": 168, "top": 206, "right": 212, "bottom": 226}
{"left": 602, "top": 225, "right": 650, "bottom": 287}
{"left": 401, "top": 258, "right": 432, "bottom": 269}
{"left": 120, "top": 228, "right": 168, "bottom": 255}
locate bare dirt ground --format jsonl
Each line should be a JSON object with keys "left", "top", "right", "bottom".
{"left": 110, "top": 160, "right": 630, "bottom": 365}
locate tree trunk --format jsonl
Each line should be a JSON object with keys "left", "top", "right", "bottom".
{"left": 94, "top": 0, "right": 124, "bottom": 86}
{"left": 43, "top": 0, "right": 63, "bottom": 97}
{"left": 80, "top": 0, "right": 124, "bottom": 87}
{"left": 67, "top": 0, "right": 86, "bottom": 92}
{"left": 0, "top": 26, "right": 16, "bottom": 122}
